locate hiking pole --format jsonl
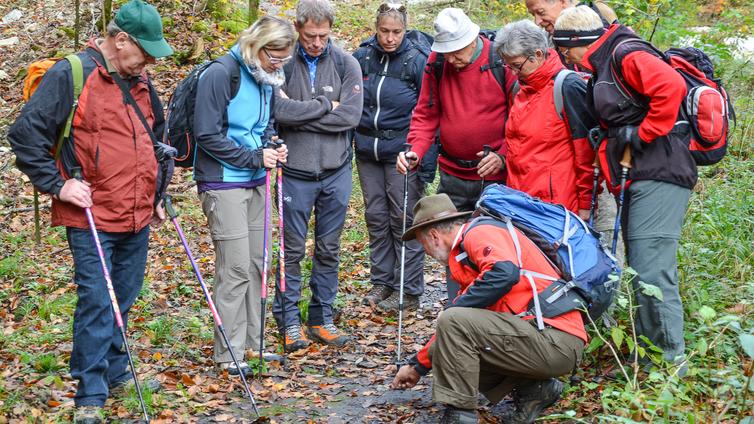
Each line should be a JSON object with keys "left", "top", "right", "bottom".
{"left": 70, "top": 167, "right": 150, "bottom": 423}
{"left": 480, "top": 144, "right": 492, "bottom": 191}
{"left": 163, "top": 196, "right": 260, "bottom": 417}
{"left": 274, "top": 139, "right": 287, "bottom": 365}
{"left": 258, "top": 162, "right": 273, "bottom": 378}
{"left": 588, "top": 157, "right": 600, "bottom": 228}
{"left": 612, "top": 146, "right": 632, "bottom": 255}
{"left": 396, "top": 144, "right": 414, "bottom": 370}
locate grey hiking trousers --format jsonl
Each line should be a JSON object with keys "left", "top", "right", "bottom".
{"left": 356, "top": 157, "right": 425, "bottom": 296}
{"left": 624, "top": 180, "right": 691, "bottom": 363}
{"left": 199, "top": 187, "right": 270, "bottom": 363}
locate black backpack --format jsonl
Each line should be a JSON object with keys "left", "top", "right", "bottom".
{"left": 163, "top": 54, "right": 241, "bottom": 168}
{"left": 427, "top": 29, "right": 515, "bottom": 107}
{"left": 356, "top": 30, "right": 433, "bottom": 93}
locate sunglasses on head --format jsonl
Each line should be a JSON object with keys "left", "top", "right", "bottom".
{"left": 378, "top": 2, "right": 406, "bottom": 13}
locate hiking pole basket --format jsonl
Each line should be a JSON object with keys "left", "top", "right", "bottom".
{"left": 164, "top": 196, "right": 260, "bottom": 417}
{"left": 71, "top": 167, "right": 150, "bottom": 423}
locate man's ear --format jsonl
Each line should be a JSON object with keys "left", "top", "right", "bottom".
{"left": 114, "top": 32, "right": 129, "bottom": 50}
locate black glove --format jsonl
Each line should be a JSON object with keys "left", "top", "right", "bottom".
{"left": 615, "top": 125, "right": 645, "bottom": 152}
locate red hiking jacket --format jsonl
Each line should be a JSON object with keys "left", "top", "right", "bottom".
{"left": 407, "top": 37, "right": 516, "bottom": 181}
{"left": 505, "top": 51, "right": 595, "bottom": 212}
{"left": 413, "top": 222, "right": 587, "bottom": 372}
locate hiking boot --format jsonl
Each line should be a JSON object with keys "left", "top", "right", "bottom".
{"left": 284, "top": 324, "right": 311, "bottom": 352}
{"left": 499, "top": 378, "right": 564, "bottom": 424}
{"left": 439, "top": 406, "right": 478, "bottom": 424}
{"left": 306, "top": 323, "right": 351, "bottom": 346}
{"left": 363, "top": 285, "right": 393, "bottom": 307}
{"left": 247, "top": 349, "right": 284, "bottom": 363}
{"left": 109, "top": 376, "right": 162, "bottom": 397}
{"left": 376, "top": 291, "right": 420, "bottom": 313}
{"left": 217, "top": 361, "right": 253, "bottom": 377}
{"left": 73, "top": 406, "right": 103, "bottom": 424}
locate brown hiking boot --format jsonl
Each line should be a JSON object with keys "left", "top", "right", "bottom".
{"left": 306, "top": 323, "right": 351, "bottom": 346}
{"left": 363, "top": 285, "right": 393, "bottom": 307}
{"left": 376, "top": 291, "right": 420, "bottom": 313}
{"left": 284, "top": 324, "right": 311, "bottom": 352}
{"left": 498, "top": 378, "right": 564, "bottom": 424}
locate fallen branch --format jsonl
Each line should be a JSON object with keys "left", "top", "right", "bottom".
{"left": 2, "top": 205, "right": 50, "bottom": 215}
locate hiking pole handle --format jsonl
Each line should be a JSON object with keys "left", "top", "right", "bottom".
{"left": 164, "top": 195, "right": 178, "bottom": 219}
{"left": 274, "top": 137, "right": 285, "bottom": 168}
{"left": 620, "top": 145, "right": 633, "bottom": 169}
{"left": 483, "top": 145, "right": 492, "bottom": 157}
{"left": 71, "top": 167, "right": 83, "bottom": 181}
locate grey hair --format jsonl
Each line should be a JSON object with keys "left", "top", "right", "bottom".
{"left": 494, "top": 19, "right": 549, "bottom": 58}
{"left": 554, "top": 5, "right": 604, "bottom": 32}
{"left": 106, "top": 20, "right": 123, "bottom": 37}
{"left": 375, "top": 9, "right": 407, "bottom": 29}
{"left": 237, "top": 16, "right": 295, "bottom": 66}
{"left": 295, "top": 0, "right": 335, "bottom": 27}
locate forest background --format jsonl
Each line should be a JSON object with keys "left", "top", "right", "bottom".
{"left": 0, "top": 0, "right": 752, "bottom": 422}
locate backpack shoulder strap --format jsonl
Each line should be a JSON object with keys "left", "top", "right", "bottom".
{"left": 215, "top": 54, "right": 241, "bottom": 98}
{"left": 553, "top": 69, "right": 576, "bottom": 121}
{"left": 54, "top": 54, "right": 83, "bottom": 159}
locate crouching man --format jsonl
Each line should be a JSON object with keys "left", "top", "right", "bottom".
{"left": 390, "top": 194, "right": 587, "bottom": 424}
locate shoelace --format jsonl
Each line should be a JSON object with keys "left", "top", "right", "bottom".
{"left": 323, "top": 324, "right": 339, "bottom": 333}
{"left": 287, "top": 325, "right": 303, "bottom": 338}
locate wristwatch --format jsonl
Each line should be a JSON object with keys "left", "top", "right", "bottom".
{"left": 51, "top": 180, "right": 64, "bottom": 199}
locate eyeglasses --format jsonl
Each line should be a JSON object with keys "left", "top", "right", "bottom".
{"left": 125, "top": 33, "right": 151, "bottom": 58}
{"left": 507, "top": 56, "right": 533, "bottom": 73}
{"left": 558, "top": 46, "right": 570, "bottom": 56}
{"left": 264, "top": 48, "right": 292, "bottom": 65}
{"left": 378, "top": 3, "right": 406, "bottom": 14}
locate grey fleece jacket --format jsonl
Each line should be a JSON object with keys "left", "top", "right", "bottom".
{"left": 274, "top": 42, "right": 363, "bottom": 179}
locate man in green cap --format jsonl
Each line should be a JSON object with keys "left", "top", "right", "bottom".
{"left": 8, "top": 1, "right": 172, "bottom": 422}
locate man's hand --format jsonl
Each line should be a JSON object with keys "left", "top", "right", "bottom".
{"left": 578, "top": 209, "right": 590, "bottom": 221}
{"left": 262, "top": 147, "right": 286, "bottom": 168}
{"left": 58, "top": 178, "right": 92, "bottom": 208}
{"left": 277, "top": 88, "right": 289, "bottom": 99}
{"left": 151, "top": 200, "right": 166, "bottom": 227}
{"left": 396, "top": 151, "right": 419, "bottom": 175}
{"left": 390, "top": 365, "right": 420, "bottom": 390}
{"left": 477, "top": 150, "right": 504, "bottom": 178}
{"left": 330, "top": 100, "right": 340, "bottom": 110}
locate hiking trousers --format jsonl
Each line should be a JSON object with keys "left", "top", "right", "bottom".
{"left": 428, "top": 307, "right": 584, "bottom": 409}
{"left": 623, "top": 180, "right": 691, "bottom": 363}
{"left": 67, "top": 226, "right": 149, "bottom": 407}
{"left": 356, "top": 157, "right": 425, "bottom": 296}
{"left": 273, "top": 163, "right": 352, "bottom": 328}
{"left": 436, "top": 170, "right": 495, "bottom": 301}
{"left": 199, "top": 186, "right": 269, "bottom": 363}
{"left": 594, "top": 182, "right": 625, "bottom": 266}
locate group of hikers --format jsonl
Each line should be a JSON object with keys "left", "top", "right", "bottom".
{"left": 8, "top": 0, "right": 712, "bottom": 422}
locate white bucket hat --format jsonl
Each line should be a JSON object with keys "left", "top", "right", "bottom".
{"left": 431, "top": 8, "right": 480, "bottom": 53}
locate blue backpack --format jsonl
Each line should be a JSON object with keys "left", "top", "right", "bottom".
{"left": 469, "top": 184, "right": 620, "bottom": 323}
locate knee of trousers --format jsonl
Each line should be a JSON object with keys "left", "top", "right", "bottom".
{"left": 436, "top": 308, "right": 471, "bottom": 337}
{"left": 313, "top": 231, "right": 342, "bottom": 268}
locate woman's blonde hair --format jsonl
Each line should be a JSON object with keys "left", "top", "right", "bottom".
{"left": 554, "top": 5, "right": 604, "bottom": 32}
{"left": 238, "top": 16, "right": 295, "bottom": 65}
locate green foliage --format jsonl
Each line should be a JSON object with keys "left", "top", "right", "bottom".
{"left": 145, "top": 315, "right": 177, "bottom": 347}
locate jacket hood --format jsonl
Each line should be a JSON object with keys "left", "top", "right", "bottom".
{"left": 520, "top": 49, "right": 565, "bottom": 90}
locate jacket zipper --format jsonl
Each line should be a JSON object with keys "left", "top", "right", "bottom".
{"left": 373, "top": 54, "right": 390, "bottom": 161}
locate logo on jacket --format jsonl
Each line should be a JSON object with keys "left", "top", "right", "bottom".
{"left": 483, "top": 246, "right": 493, "bottom": 257}
{"left": 353, "top": 84, "right": 362, "bottom": 93}
{"left": 323, "top": 86, "right": 334, "bottom": 93}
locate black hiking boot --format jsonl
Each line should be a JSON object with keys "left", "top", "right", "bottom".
{"left": 439, "top": 406, "right": 478, "bottom": 424}
{"left": 498, "top": 378, "right": 564, "bottom": 424}
{"left": 376, "top": 291, "right": 420, "bottom": 313}
{"left": 363, "top": 285, "right": 393, "bottom": 307}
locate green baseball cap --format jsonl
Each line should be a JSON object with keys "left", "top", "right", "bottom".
{"left": 114, "top": 0, "right": 173, "bottom": 58}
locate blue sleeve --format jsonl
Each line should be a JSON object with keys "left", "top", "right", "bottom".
{"left": 193, "top": 62, "right": 263, "bottom": 169}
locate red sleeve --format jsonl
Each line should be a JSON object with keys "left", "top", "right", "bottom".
{"left": 573, "top": 136, "right": 595, "bottom": 210}
{"left": 407, "top": 52, "right": 441, "bottom": 161}
{"left": 620, "top": 51, "right": 686, "bottom": 143}
{"left": 416, "top": 334, "right": 435, "bottom": 369}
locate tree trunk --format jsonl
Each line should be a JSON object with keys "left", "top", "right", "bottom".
{"left": 74, "top": 0, "right": 80, "bottom": 48}
{"left": 103, "top": 0, "right": 113, "bottom": 34}
{"left": 248, "top": 0, "right": 259, "bottom": 25}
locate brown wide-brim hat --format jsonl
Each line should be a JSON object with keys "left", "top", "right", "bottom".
{"left": 402, "top": 194, "right": 472, "bottom": 241}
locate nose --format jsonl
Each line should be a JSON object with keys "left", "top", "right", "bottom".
{"left": 534, "top": 16, "right": 544, "bottom": 27}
